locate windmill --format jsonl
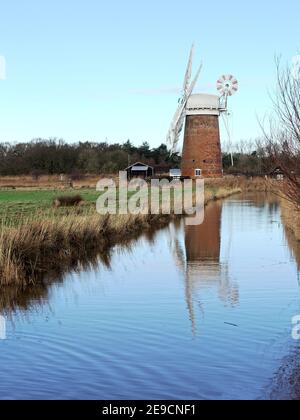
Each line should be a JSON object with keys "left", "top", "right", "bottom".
{"left": 167, "top": 46, "right": 238, "bottom": 178}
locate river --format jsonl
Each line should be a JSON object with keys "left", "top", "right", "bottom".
{"left": 0, "top": 193, "right": 300, "bottom": 400}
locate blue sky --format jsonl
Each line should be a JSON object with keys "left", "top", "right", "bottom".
{"left": 0, "top": 0, "right": 299, "bottom": 148}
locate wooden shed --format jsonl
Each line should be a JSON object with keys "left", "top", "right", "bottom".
{"left": 125, "top": 162, "right": 154, "bottom": 180}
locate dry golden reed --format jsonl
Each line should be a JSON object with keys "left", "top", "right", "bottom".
{"left": 0, "top": 185, "right": 241, "bottom": 286}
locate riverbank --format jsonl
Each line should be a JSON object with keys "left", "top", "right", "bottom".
{"left": 218, "top": 177, "right": 300, "bottom": 240}
{"left": 281, "top": 200, "right": 300, "bottom": 241}
{"left": 209, "top": 177, "right": 300, "bottom": 241}
{"left": 0, "top": 183, "right": 241, "bottom": 286}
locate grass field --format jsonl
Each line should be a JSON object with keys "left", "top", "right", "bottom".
{"left": 0, "top": 180, "right": 244, "bottom": 226}
{"left": 0, "top": 189, "right": 99, "bottom": 225}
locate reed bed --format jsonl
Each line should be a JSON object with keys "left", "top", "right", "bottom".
{"left": 232, "top": 177, "right": 300, "bottom": 240}
{"left": 205, "top": 176, "right": 275, "bottom": 193}
{"left": 281, "top": 200, "right": 300, "bottom": 240}
{"left": 0, "top": 212, "right": 177, "bottom": 286}
{"left": 204, "top": 186, "right": 242, "bottom": 202}
{"left": 0, "top": 184, "right": 241, "bottom": 286}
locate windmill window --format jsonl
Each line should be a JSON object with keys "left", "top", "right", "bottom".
{"left": 195, "top": 169, "right": 202, "bottom": 177}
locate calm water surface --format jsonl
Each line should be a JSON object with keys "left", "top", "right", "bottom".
{"left": 0, "top": 193, "right": 300, "bottom": 400}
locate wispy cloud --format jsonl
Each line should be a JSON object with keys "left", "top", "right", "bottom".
{"left": 0, "top": 56, "right": 6, "bottom": 80}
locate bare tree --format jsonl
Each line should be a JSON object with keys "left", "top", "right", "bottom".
{"left": 262, "top": 58, "right": 300, "bottom": 208}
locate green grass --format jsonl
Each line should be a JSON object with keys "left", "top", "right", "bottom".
{"left": 0, "top": 183, "right": 242, "bottom": 227}
{"left": 0, "top": 189, "right": 99, "bottom": 203}
{"left": 0, "top": 189, "right": 99, "bottom": 225}
{"left": 0, "top": 187, "right": 152, "bottom": 225}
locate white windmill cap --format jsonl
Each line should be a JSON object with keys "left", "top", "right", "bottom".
{"left": 186, "top": 94, "right": 220, "bottom": 116}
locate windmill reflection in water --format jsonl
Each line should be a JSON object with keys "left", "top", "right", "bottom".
{"left": 169, "top": 200, "right": 239, "bottom": 335}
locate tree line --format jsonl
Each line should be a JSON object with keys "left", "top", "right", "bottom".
{"left": 222, "top": 139, "right": 275, "bottom": 176}
{"left": 0, "top": 136, "right": 280, "bottom": 177}
{"left": 0, "top": 133, "right": 290, "bottom": 178}
{"left": 0, "top": 140, "right": 181, "bottom": 177}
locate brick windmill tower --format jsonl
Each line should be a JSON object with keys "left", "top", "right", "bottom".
{"left": 167, "top": 46, "right": 238, "bottom": 178}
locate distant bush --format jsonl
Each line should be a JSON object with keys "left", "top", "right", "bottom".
{"left": 53, "top": 195, "right": 84, "bottom": 208}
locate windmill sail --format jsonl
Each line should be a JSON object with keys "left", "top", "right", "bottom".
{"left": 166, "top": 46, "right": 194, "bottom": 150}
{"left": 167, "top": 60, "right": 202, "bottom": 152}
{"left": 182, "top": 44, "right": 194, "bottom": 96}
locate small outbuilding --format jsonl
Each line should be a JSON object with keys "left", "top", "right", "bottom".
{"left": 269, "top": 167, "right": 285, "bottom": 181}
{"left": 125, "top": 162, "right": 154, "bottom": 180}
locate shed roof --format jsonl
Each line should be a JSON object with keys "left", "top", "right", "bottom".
{"left": 131, "top": 166, "right": 149, "bottom": 171}
{"left": 125, "top": 162, "right": 153, "bottom": 171}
